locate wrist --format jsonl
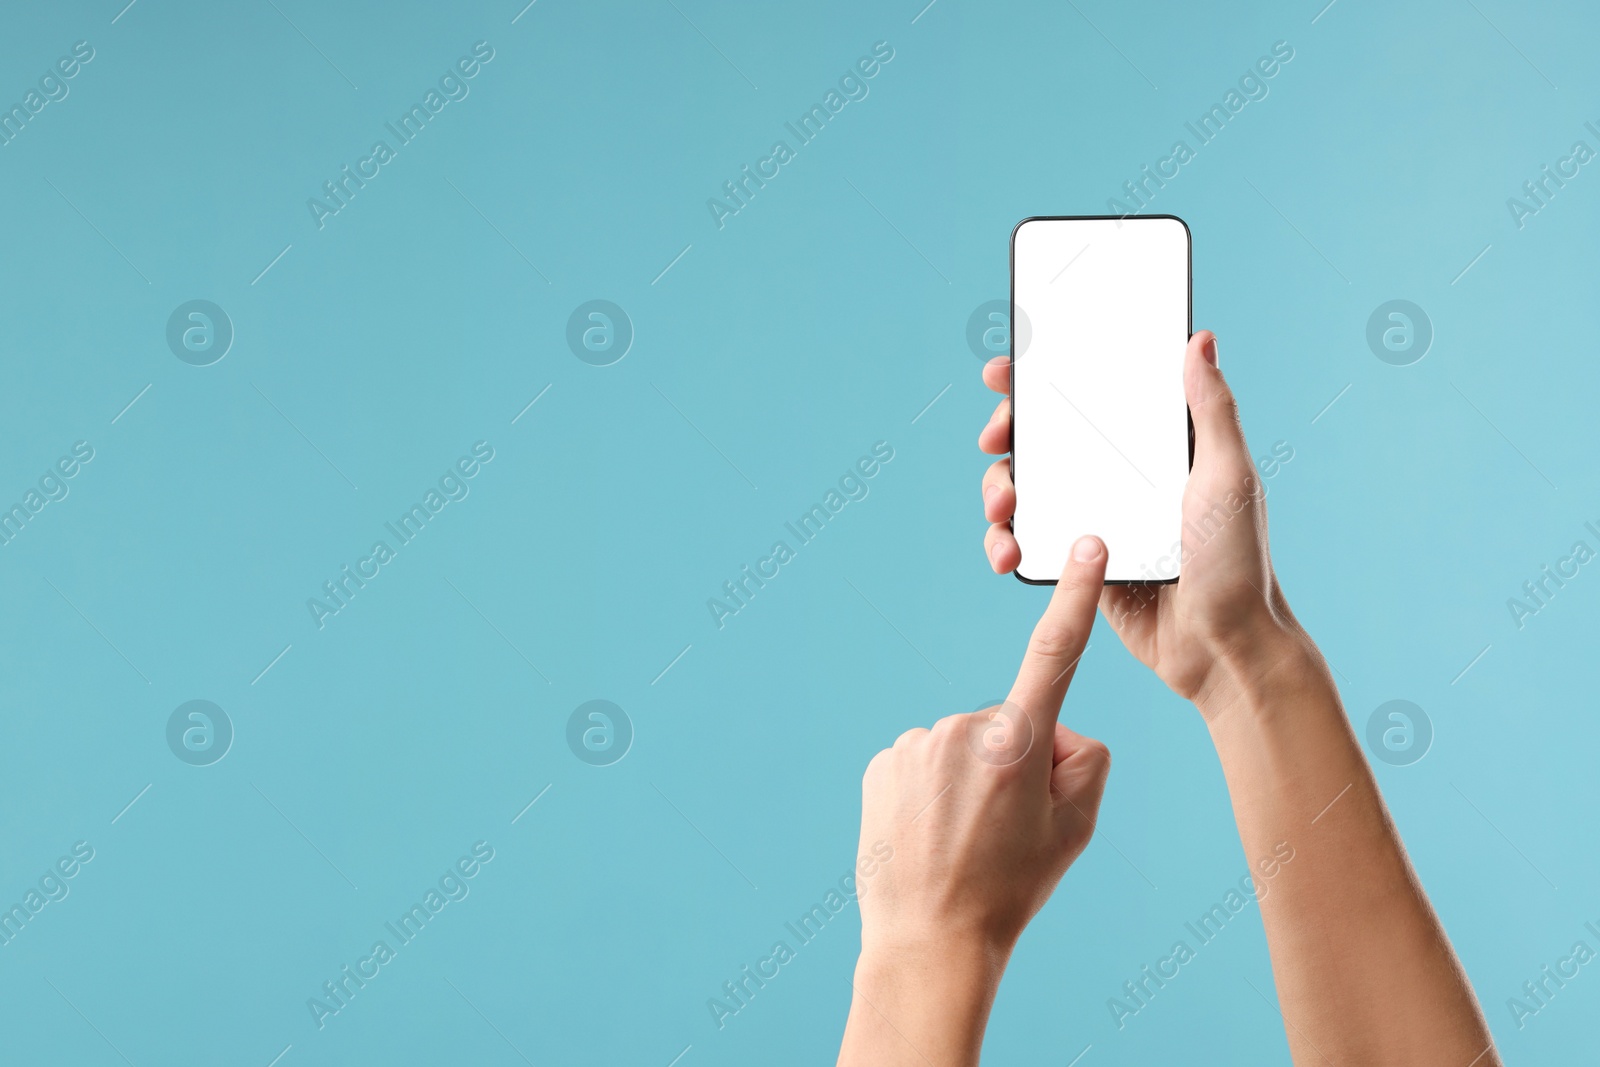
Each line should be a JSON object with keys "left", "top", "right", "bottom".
{"left": 853, "top": 935, "right": 1007, "bottom": 1024}
{"left": 858, "top": 927, "right": 1012, "bottom": 976}
{"left": 1192, "top": 621, "right": 1333, "bottom": 733}
{"left": 843, "top": 937, "right": 1004, "bottom": 1067}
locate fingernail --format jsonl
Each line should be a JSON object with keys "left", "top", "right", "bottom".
{"left": 983, "top": 484, "right": 999, "bottom": 508}
{"left": 989, "top": 541, "right": 1005, "bottom": 567}
{"left": 1202, "top": 335, "right": 1219, "bottom": 367}
{"left": 989, "top": 355, "right": 1009, "bottom": 370}
{"left": 1071, "top": 535, "right": 1104, "bottom": 562}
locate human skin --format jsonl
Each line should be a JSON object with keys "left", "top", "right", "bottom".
{"left": 837, "top": 535, "right": 1114, "bottom": 1067}
{"left": 837, "top": 331, "right": 1501, "bottom": 1065}
{"left": 969, "top": 330, "right": 1501, "bottom": 1066}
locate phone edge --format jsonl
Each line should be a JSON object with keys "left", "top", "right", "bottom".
{"left": 1007, "top": 213, "right": 1193, "bottom": 587}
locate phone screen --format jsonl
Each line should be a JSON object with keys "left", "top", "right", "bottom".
{"left": 1010, "top": 216, "right": 1191, "bottom": 584}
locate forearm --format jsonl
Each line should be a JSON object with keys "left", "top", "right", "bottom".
{"left": 838, "top": 940, "right": 1005, "bottom": 1067}
{"left": 1199, "top": 628, "right": 1498, "bottom": 1066}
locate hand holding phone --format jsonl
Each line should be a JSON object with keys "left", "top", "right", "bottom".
{"left": 984, "top": 324, "right": 1292, "bottom": 703}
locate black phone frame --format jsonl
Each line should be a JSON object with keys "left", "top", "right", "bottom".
{"left": 1008, "top": 213, "right": 1195, "bottom": 586}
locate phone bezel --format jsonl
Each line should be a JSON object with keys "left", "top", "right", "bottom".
{"left": 1008, "top": 213, "right": 1195, "bottom": 586}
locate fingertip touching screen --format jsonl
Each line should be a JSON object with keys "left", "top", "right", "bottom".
{"left": 1010, "top": 216, "right": 1191, "bottom": 584}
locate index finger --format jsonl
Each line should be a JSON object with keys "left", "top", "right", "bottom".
{"left": 1006, "top": 536, "right": 1107, "bottom": 731}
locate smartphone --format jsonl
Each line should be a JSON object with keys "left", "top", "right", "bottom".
{"left": 1009, "top": 215, "right": 1192, "bottom": 585}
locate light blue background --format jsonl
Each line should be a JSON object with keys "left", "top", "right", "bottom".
{"left": 1, "top": 0, "right": 1596, "bottom": 1063}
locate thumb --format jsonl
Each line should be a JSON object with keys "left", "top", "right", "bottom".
{"left": 1050, "top": 724, "right": 1112, "bottom": 842}
{"left": 1185, "top": 331, "right": 1251, "bottom": 473}
{"left": 1050, "top": 723, "right": 1111, "bottom": 805}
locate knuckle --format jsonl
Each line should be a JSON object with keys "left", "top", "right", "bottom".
{"left": 1210, "top": 389, "right": 1243, "bottom": 429}
{"left": 892, "top": 727, "right": 928, "bottom": 751}
{"left": 931, "top": 713, "right": 976, "bottom": 751}
{"left": 1028, "top": 624, "right": 1084, "bottom": 663}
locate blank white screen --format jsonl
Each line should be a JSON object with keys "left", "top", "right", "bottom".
{"left": 1011, "top": 216, "right": 1190, "bottom": 583}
